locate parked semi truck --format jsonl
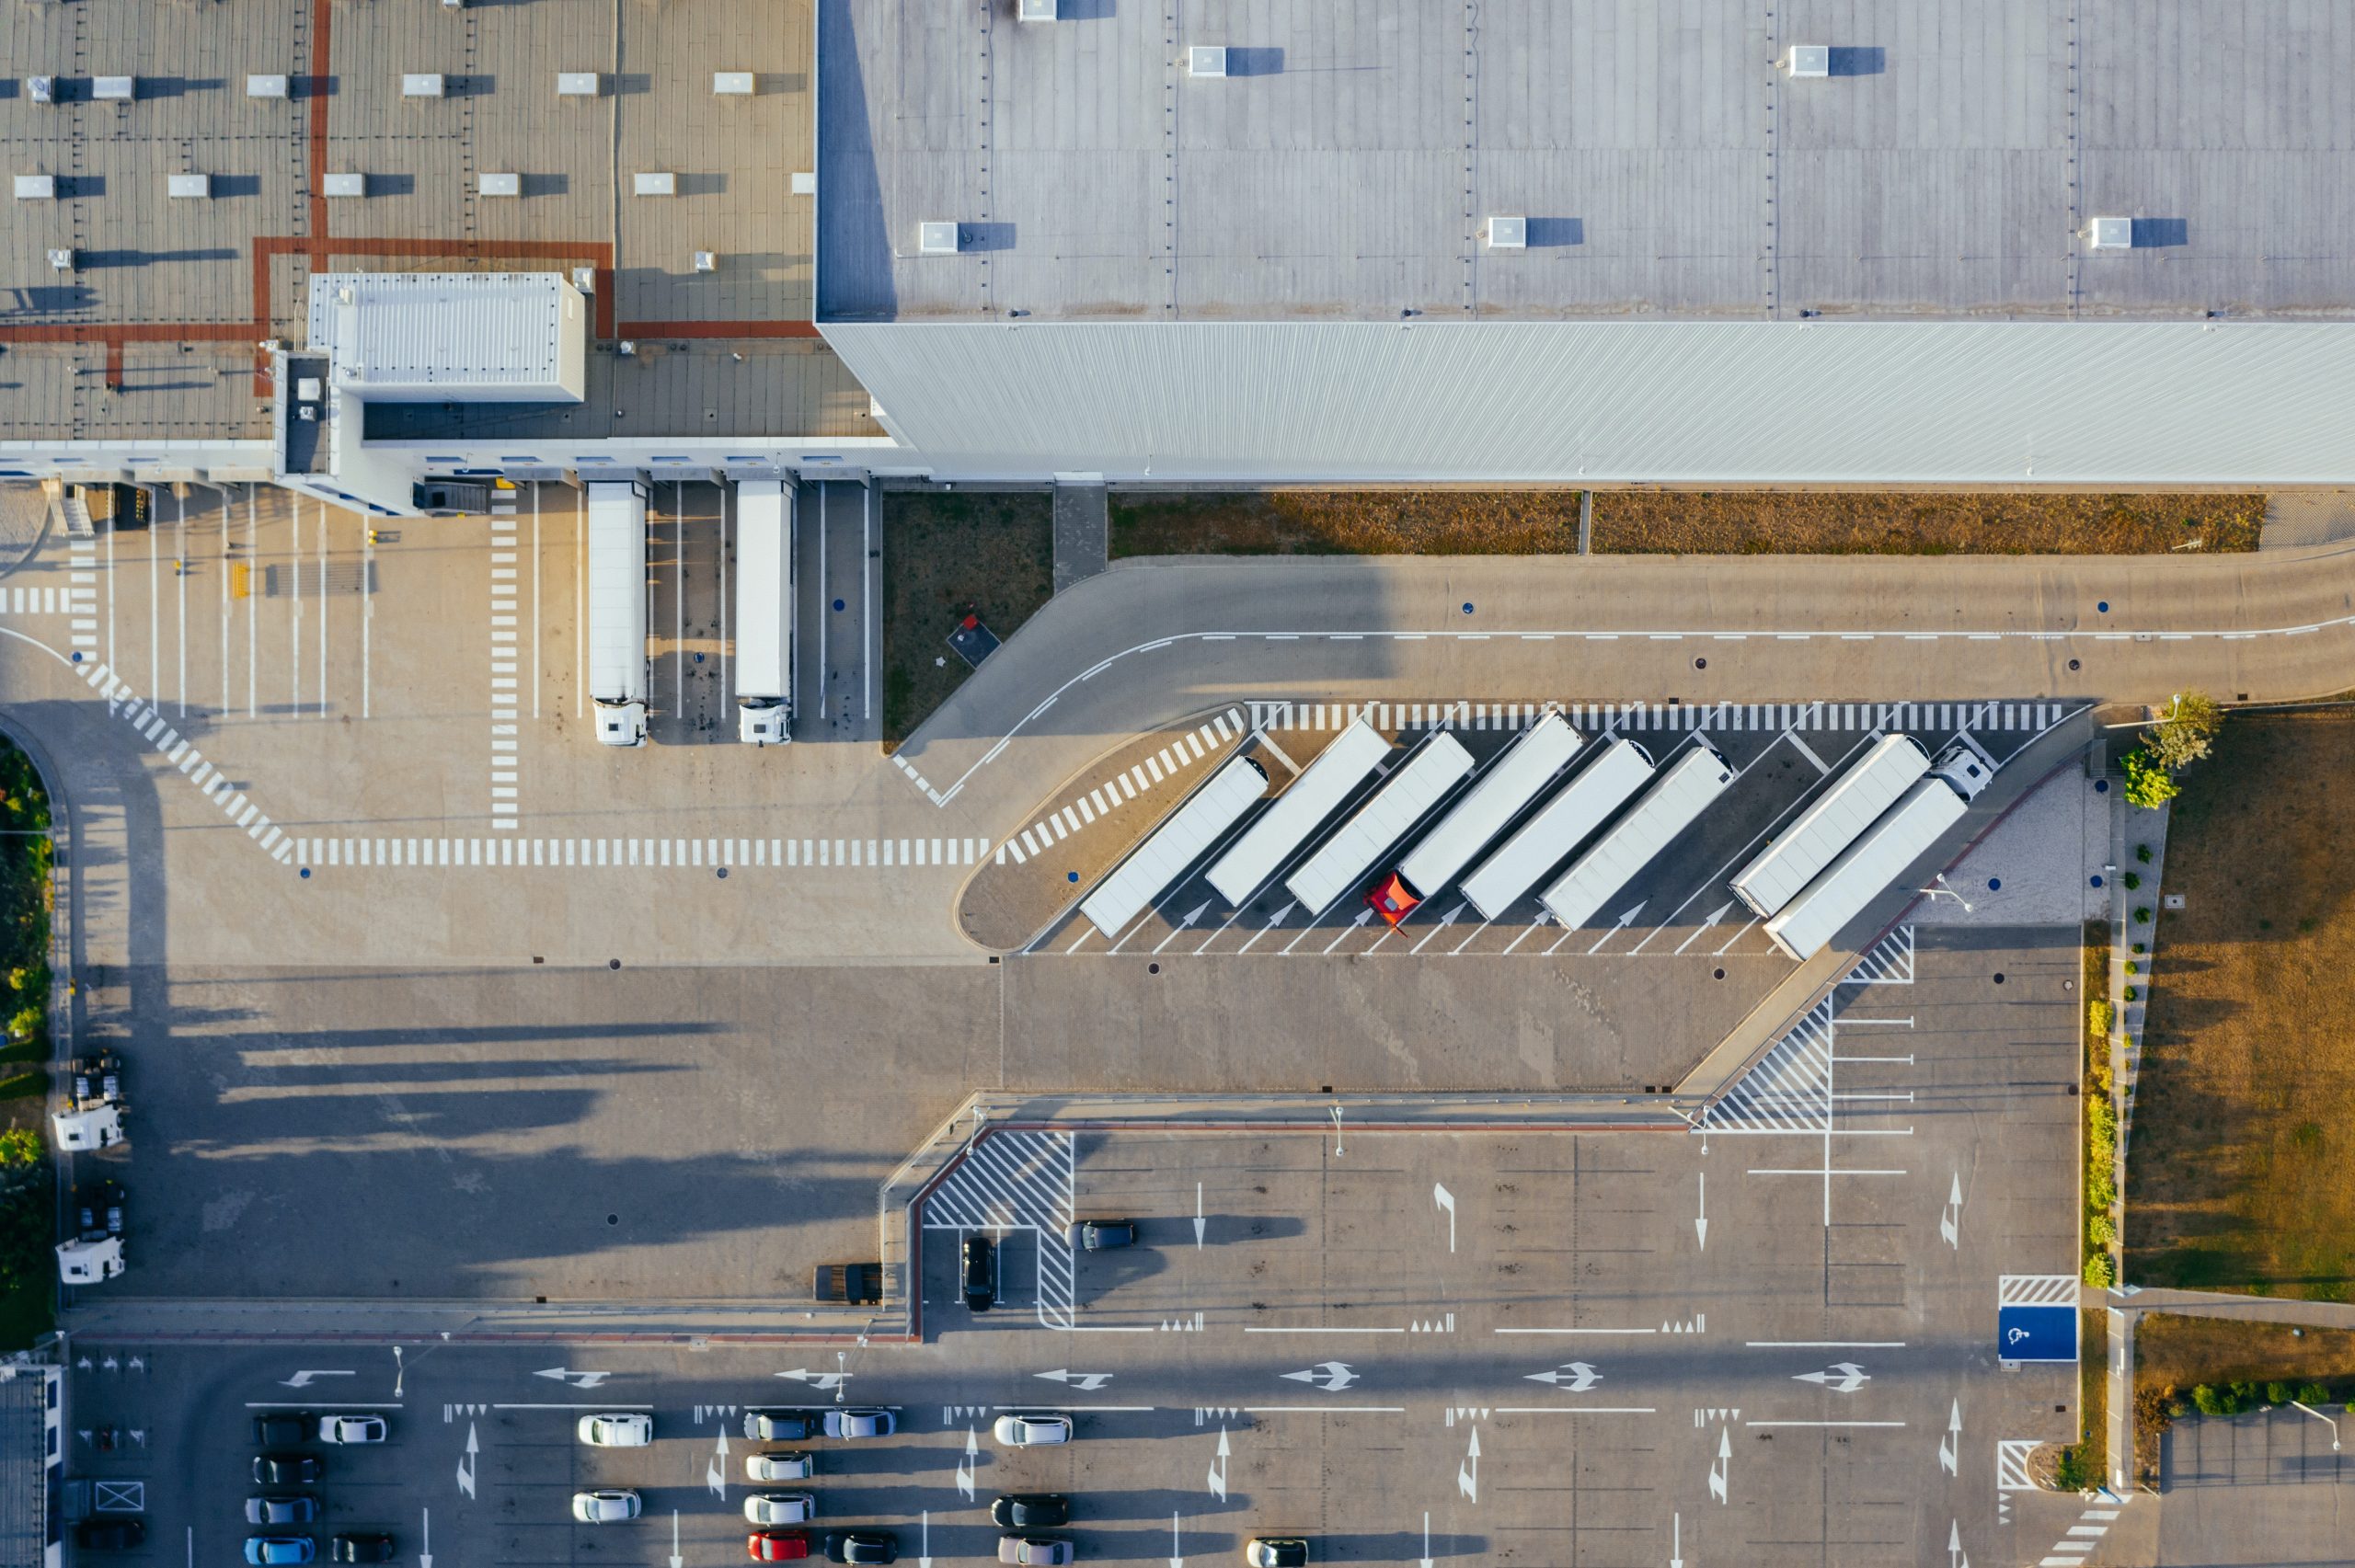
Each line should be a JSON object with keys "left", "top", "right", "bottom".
{"left": 1539, "top": 739, "right": 1736, "bottom": 931}
{"left": 1284, "top": 731, "right": 1474, "bottom": 916}
{"left": 734, "top": 480, "right": 795, "bottom": 746}
{"left": 1205, "top": 716, "right": 1390, "bottom": 907}
{"left": 586, "top": 481, "right": 649, "bottom": 747}
{"left": 1458, "top": 737, "right": 1653, "bottom": 921}
{"left": 1730, "top": 733, "right": 1930, "bottom": 918}
{"left": 1763, "top": 743, "right": 1993, "bottom": 961}
{"left": 1373, "top": 712, "right": 1583, "bottom": 924}
{"left": 1082, "top": 753, "right": 1270, "bottom": 939}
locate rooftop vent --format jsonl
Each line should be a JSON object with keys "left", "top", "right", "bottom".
{"left": 1188, "top": 46, "right": 1228, "bottom": 77}
{"left": 633, "top": 172, "right": 677, "bottom": 197}
{"left": 2087, "top": 217, "right": 2133, "bottom": 251}
{"left": 713, "top": 72, "right": 754, "bottom": 96}
{"left": 572, "top": 267, "right": 597, "bottom": 292}
{"left": 25, "top": 77, "right": 54, "bottom": 106}
{"left": 47, "top": 248, "right": 74, "bottom": 271}
{"left": 1485, "top": 216, "right": 1527, "bottom": 249}
{"left": 13, "top": 174, "right": 56, "bottom": 200}
{"left": 479, "top": 172, "right": 521, "bottom": 197}
{"left": 1786, "top": 45, "right": 1830, "bottom": 77}
{"left": 247, "top": 74, "right": 289, "bottom": 98}
{"left": 791, "top": 171, "right": 816, "bottom": 196}
{"left": 323, "top": 173, "right": 366, "bottom": 198}
{"left": 917, "top": 222, "right": 960, "bottom": 256}
{"left": 693, "top": 251, "right": 718, "bottom": 273}
{"left": 92, "top": 75, "right": 135, "bottom": 101}
{"left": 167, "top": 173, "right": 211, "bottom": 200}
{"left": 401, "top": 73, "right": 446, "bottom": 98}
{"left": 557, "top": 72, "right": 602, "bottom": 97}
{"left": 1017, "top": 0, "right": 1055, "bottom": 18}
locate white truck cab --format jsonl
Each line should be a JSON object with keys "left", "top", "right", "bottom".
{"left": 56, "top": 1235, "right": 124, "bottom": 1285}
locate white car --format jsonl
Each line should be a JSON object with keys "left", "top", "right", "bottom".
{"left": 993, "top": 1413, "right": 1073, "bottom": 1448}
{"left": 746, "top": 1452, "right": 815, "bottom": 1482}
{"left": 577, "top": 1413, "right": 653, "bottom": 1448}
{"left": 571, "top": 1490, "right": 641, "bottom": 1525}
{"left": 823, "top": 1408, "right": 897, "bottom": 1440}
{"left": 318, "top": 1414, "right": 387, "bottom": 1445}
{"left": 743, "top": 1494, "right": 815, "bottom": 1527}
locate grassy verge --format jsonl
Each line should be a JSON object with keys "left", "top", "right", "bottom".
{"left": 0, "top": 738, "right": 52, "bottom": 1352}
{"left": 2125, "top": 711, "right": 2355, "bottom": 1298}
{"left": 2135, "top": 1312, "right": 2355, "bottom": 1473}
{"left": 1109, "top": 490, "right": 1584, "bottom": 557}
{"left": 2083, "top": 924, "right": 2118, "bottom": 1288}
{"left": 881, "top": 489, "right": 1055, "bottom": 749}
{"left": 2050, "top": 1310, "right": 2109, "bottom": 1490}
{"left": 1591, "top": 491, "right": 2264, "bottom": 555}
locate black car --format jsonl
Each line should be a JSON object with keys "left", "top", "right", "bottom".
{"left": 990, "top": 1496, "right": 1071, "bottom": 1528}
{"left": 76, "top": 1519, "right": 146, "bottom": 1551}
{"left": 253, "top": 1414, "right": 312, "bottom": 1446}
{"left": 743, "top": 1410, "right": 821, "bottom": 1442}
{"left": 330, "top": 1535, "right": 396, "bottom": 1563}
{"left": 824, "top": 1533, "right": 898, "bottom": 1565}
{"left": 247, "top": 1497, "right": 320, "bottom": 1527}
{"left": 254, "top": 1453, "right": 323, "bottom": 1486}
{"left": 1067, "top": 1219, "right": 1137, "bottom": 1251}
{"left": 960, "top": 1235, "right": 994, "bottom": 1311}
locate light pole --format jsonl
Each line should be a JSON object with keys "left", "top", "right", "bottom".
{"left": 1919, "top": 873, "right": 1973, "bottom": 913}
{"left": 2292, "top": 1400, "right": 2342, "bottom": 1451}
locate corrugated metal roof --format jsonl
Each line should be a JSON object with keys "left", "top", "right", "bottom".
{"left": 307, "top": 272, "right": 581, "bottom": 399}
{"left": 825, "top": 320, "right": 2355, "bottom": 483}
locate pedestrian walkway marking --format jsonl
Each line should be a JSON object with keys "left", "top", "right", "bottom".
{"left": 73, "top": 659, "right": 290, "bottom": 862}
{"left": 1839, "top": 925, "right": 1916, "bottom": 986}
{"left": 2032, "top": 1494, "right": 2129, "bottom": 1565}
{"left": 283, "top": 834, "right": 996, "bottom": 875}
{"left": 985, "top": 708, "right": 1246, "bottom": 869}
{"left": 920, "top": 1130, "right": 1077, "bottom": 1330}
{"left": 488, "top": 513, "right": 522, "bottom": 830}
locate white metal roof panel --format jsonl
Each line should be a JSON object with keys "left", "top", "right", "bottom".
{"left": 1730, "top": 734, "right": 1931, "bottom": 918}
{"left": 1285, "top": 733, "right": 1475, "bottom": 915}
{"left": 1459, "top": 738, "right": 1654, "bottom": 922}
{"left": 1540, "top": 743, "right": 1736, "bottom": 931}
{"left": 1206, "top": 717, "right": 1390, "bottom": 907}
{"left": 1764, "top": 777, "right": 1970, "bottom": 962}
{"left": 1083, "top": 754, "right": 1269, "bottom": 939}
{"left": 732, "top": 480, "right": 791, "bottom": 699}
{"left": 306, "top": 271, "right": 587, "bottom": 402}
{"left": 1398, "top": 713, "right": 1581, "bottom": 898}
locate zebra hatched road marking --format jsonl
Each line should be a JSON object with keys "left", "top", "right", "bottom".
{"left": 1706, "top": 927, "right": 1919, "bottom": 1138}
{"left": 921, "top": 1130, "right": 1077, "bottom": 1331}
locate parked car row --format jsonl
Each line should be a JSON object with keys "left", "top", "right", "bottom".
{"left": 245, "top": 1413, "right": 396, "bottom": 1565}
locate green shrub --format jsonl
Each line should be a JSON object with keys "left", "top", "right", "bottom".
{"left": 2123, "top": 873, "right": 2142, "bottom": 891}
{"left": 2086, "top": 1213, "right": 2115, "bottom": 1248}
{"left": 2124, "top": 986, "right": 2139, "bottom": 1002}
{"left": 2052, "top": 1445, "right": 2093, "bottom": 1491}
{"left": 2136, "top": 843, "right": 2154, "bottom": 864}
{"left": 2269, "top": 1381, "right": 2294, "bottom": 1406}
{"left": 2123, "top": 749, "right": 2180, "bottom": 809}
{"left": 0, "top": 1128, "right": 38, "bottom": 1167}
{"left": 2134, "top": 906, "right": 2154, "bottom": 924}
{"left": 2083, "top": 1253, "right": 2115, "bottom": 1288}
{"left": 2131, "top": 942, "right": 2146, "bottom": 956}
{"left": 2088, "top": 999, "right": 2114, "bottom": 1037}
{"left": 2298, "top": 1383, "right": 2331, "bottom": 1406}
{"left": 3, "top": 1007, "right": 38, "bottom": 1044}
{"left": 2125, "top": 960, "right": 2139, "bottom": 976}
{"left": 2192, "top": 1384, "right": 2229, "bottom": 1416}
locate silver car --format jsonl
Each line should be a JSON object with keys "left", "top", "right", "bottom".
{"left": 823, "top": 1408, "right": 896, "bottom": 1440}
{"left": 570, "top": 1490, "right": 641, "bottom": 1525}
{"left": 992, "top": 1413, "right": 1072, "bottom": 1448}
{"left": 744, "top": 1494, "right": 816, "bottom": 1527}
{"left": 745, "top": 1452, "right": 815, "bottom": 1482}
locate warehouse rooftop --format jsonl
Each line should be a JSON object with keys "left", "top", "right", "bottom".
{"left": 818, "top": 0, "right": 2355, "bottom": 324}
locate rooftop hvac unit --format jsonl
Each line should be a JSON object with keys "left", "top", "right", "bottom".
{"left": 401, "top": 73, "right": 446, "bottom": 97}
{"left": 478, "top": 172, "right": 521, "bottom": 197}
{"left": 2088, "top": 217, "right": 2133, "bottom": 251}
{"left": 323, "top": 172, "right": 366, "bottom": 198}
{"left": 917, "top": 221, "right": 960, "bottom": 255}
{"left": 296, "top": 377, "right": 323, "bottom": 402}
{"left": 791, "top": 171, "right": 816, "bottom": 195}
{"left": 167, "top": 173, "right": 211, "bottom": 199}
{"left": 634, "top": 172, "right": 677, "bottom": 196}
{"left": 713, "top": 72, "right": 754, "bottom": 95}
{"left": 26, "top": 76, "right": 54, "bottom": 105}
{"left": 1188, "top": 46, "right": 1228, "bottom": 77}
{"left": 573, "top": 266, "right": 597, "bottom": 292}
{"left": 92, "top": 75, "right": 135, "bottom": 101}
{"left": 47, "top": 248, "right": 73, "bottom": 271}
{"left": 557, "top": 72, "right": 602, "bottom": 97}
{"left": 13, "top": 174, "right": 56, "bottom": 200}
{"left": 693, "top": 250, "right": 718, "bottom": 272}
{"left": 1485, "top": 216, "right": 1527, "bottom": 249}
{"left": 1786, "top": 45, "right": 1830, "bottom": 77}
{"left": 1017, "top": 0, "right": 1055, "bottom": 18}
{"left": 247, "top": 74, "right": 289, "bottom": 98}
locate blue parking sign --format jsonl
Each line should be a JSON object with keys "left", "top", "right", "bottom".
{"left": 1997, "top": 1304, "right": 2078, "bottom": 1363}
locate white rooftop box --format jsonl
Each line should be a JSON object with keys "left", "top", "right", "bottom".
{"left": 918, "top": 221, "right": 959, "bottom": 255}
{"left": 13, "top": 174, "right": 55, "bottom": 200}
{"left": 1486, "top": 216, "right": 1527, "bottom": 249}
{"left": 1017, "top": 0, "right": 1055, "bottom": 17}
{"left": 92, "top": 75, "right": 134, "bottom": 101}
{"left": 633, "top": 171, "right": 677, "bottom": 196}
{"left": 26, "top": 77, "right": 54, "bottom": 106}
{"left": 56, "top": 1235, "right": 123, "bottom": 1287}
{"left": 1787, "top": 45, "right": 1830, "bottom": 77}
{"left": 47, "top": 247, "right": 74, "bottom": 271}
{"left": 557, "top": 72, "right": 602, "bottom": 97}
{"left": 307, "top": 270, "right": 589, "bottom": 404}
{"left": 323, "top": 172, "right": 366, "bottom": 198}
{"left": 1188, "top": 46, "right": 1227, "bottom": 77}
{"left": 479, "top": 172, "right": 520, "bottom": 197}
{"left": 167, "top": 173, "right": 211, "bottom": 199}
{"left": 247, "top": 74, "right": 289, "bottom": 98}
{"left": 713, "top": 72, "right": 754, "bottom": 95}
{"left": 2088, "top": 217, "right": 2133, "bottom": 250}
{"left": 51, "top": 1103, "right": 122, "bottom": 1151}
{"left": 791, "top": 171, "right": 816, "bottom": 195}
{"left": 401, "top": 73, "right": 446, "bottom": 97}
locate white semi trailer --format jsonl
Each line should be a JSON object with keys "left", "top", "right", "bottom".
{"left": 1763, "top": 744, "right": 1993, "bottom": 961}
{"left": 734, "top": 479, "right": 795, "bottom": 746}
{"left": 1538, "top": 739, "right": 1736, "bottom": 931}
{"left": 1081, "top": 753, "right": 1270, "bottom": 939}
{"left": 1730, "top": 733, "right": 1930, "bottom": 918}
{"left": 1458, "top": 737, "right": 1653, "bottom": 921}
{"left": 1205, "top": 716, "right": 1390, "bottom": 907}
{"left": 1374, "top": 713, "right": 1583, "bottom": 923}
{"left": 1284, "top": 731, "right": 1475, "bottom": 916}
{"left": 586, "top": 480, "right": 649, "bottom": 747}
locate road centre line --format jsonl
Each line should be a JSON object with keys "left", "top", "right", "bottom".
{"left": 1490, "top": 1406, "right": 1657, "bottom": 1414}
{"left": 490, "top": 1402, "right": 656, "bottom": 1410}
{"left": 1745, "top": 1342, "right": 1907, "bottom": 1348}
{"left": 1244, "top": 1406, "right": 1405, "bottom": 1413}
{"left": 1494, "top": 1327, "right": 1655, "bottom": 1335}
{"left": 247, "top": 1402, "right": 403, "bottom": 1409}
{"left": 991, "top": 1404, "right": 1155, "bottom": 1412}
{"left": 1745, "top": 1420, "right": 1908, "bottom": 1428}
{"left": 1245, "top": 1326, "right": 1407, "bottom": 1334}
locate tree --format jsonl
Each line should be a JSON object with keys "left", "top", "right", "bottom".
{"left": 2147, "top": 692, "right": 2223, "bottom": 773}
{"left": 2121, "top": 748, "right": 2178, "bottom": 808}
{"left": 0, "top": 1128, "right": 38, "bottom": 1168}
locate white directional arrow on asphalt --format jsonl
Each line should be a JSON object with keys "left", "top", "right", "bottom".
{"left": 1939, "top": 1400, "right": 1962, "bottom": 1477}
{"left": 1419, "top": 1510, "right": 1434, "bottom": 1568}
{"left": 1708, "top": 1427, "right": 1729, "bottom": 1504}
{"left": 533, "top": 1367, "right": 610, "bottom": 1389}
{"left": 1940, "top": 1173, "right": 1964, "bottom": 1250}
{"left": 1194, "top": 1183, "right": 1205, "bottom": 1249}
{"left": 918, "top": 1509, "right": 932, "bottom": 1568}
{"left": 281, "top": 1370, "right": 355, "bottom": 1389}
{"left": 1433, "top": 1184, "right": 1456, "bottom": 1253}
{"left": 1588, "top": 902, "right": 1646, "bottom": 955}
{"left": 1524, "top": 1362, "right": 1602, "bottom": 1392}
{"left": 957, "top": 1427, "right": 977, "bottom": 1502}
{"left": 1695, "top": 1172, "right": 1708, "bottom": 1251}
{"left": 1236, "top": 901, "right": 1295, "bottom": 955}
{"left": 1207, "top": 1426, "right": 1230, "bottom": 1502}
{"left": 1948, "top": 1518, "right": 1969, "bottom": 1568}
{"left": 1457, "top": 1427, "right": 1480, "bottom": 1502}
{"left": 668, "top": 1511, "right": 683, "bottom": 1568}
{"left": 1170, "top": 1511, "right": 1184, "bottom": 1568}
{"left": 1318, "top": 907, "right": 1375, "bottom": 956}
{"left": 1673, "top": 901, "right": 1737, "bottom": 956}
{"left": 707, "top": 1427, "right": 730, "bottom": 1497}
{"left": 419, "top": 1509, "right": 432, "bottom": 1568}
{"left": 1407, "top": 902, "right": 1465, "bottom": 954}
{"left": 1280, "top": 1361, "right": 1358, "bottom": 1393}
{"left": 1794, "top": 1363, "right": 1871, "bottom": 1395}
{"left": 775, "top": 1368, "right": 851, "bottom": 1390}
{"left": 455, "top": 1424, "right": 477, "bottom": 1501}
{"left": 1669, "top": 1511, "right": 1683, "bottom": 1568}
{"left": 1037, "top": 1369, "right": 1114, "bottom": 1392}
{"left": 1154, "top": 903, "right": 1212, "bottom": 955}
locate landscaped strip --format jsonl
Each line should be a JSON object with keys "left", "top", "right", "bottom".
{"left": 0, "top": 737, "right": 54, "bottom": 1352}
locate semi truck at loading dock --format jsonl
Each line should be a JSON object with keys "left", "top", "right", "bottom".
{"left": 1284, "top": 730, "right": 1474, "bottom": 916}
{"left": 1081, "top": 752, "right": 1270, "bottom": 940}
{"left": 585, "top": 480, "right": 650, "bottom": 747}
{"left": 1538, "top": 739, "right": 1736, "bottom": 931}
{"left": 1205, "top": 716, "right": 1391, "bottom": 908}
{"left": 1730, "top": 733, "right": 1930, "bottom": 918}
{"left": 1763, "top": 743, "right": 1993, "bottom": 961}
{"left": 1458, "top": 737, "right": 1654, "bottom": 922}
{"left": 1373, "top": 712, "right": 1583, "bottom": 925}
{"left": 734, "top": 479, "right": 795, "bottom": 746}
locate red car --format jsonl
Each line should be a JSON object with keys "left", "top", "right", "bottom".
{"left": 1366, "top": 872, "right": 1420, "bottom": 928}
{"left": 749, "top": 1532, "right": 811, "bottom": 1562}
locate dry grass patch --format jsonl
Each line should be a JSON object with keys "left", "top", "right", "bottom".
{"left": 2133, "top": 1312, "right": 2355, "bottom": 1477}
{"left": 1591, "top": 492, "right": 2263, "bottom": 555}
{"left": 2126, "top": 710, "right": 2355, "bottom": 1299}
{"left": 881, "top": 489, "right": 1055, "bottom": 748}
{"left": 1109, "top": 490, "right": 1583, "bottom": 556}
